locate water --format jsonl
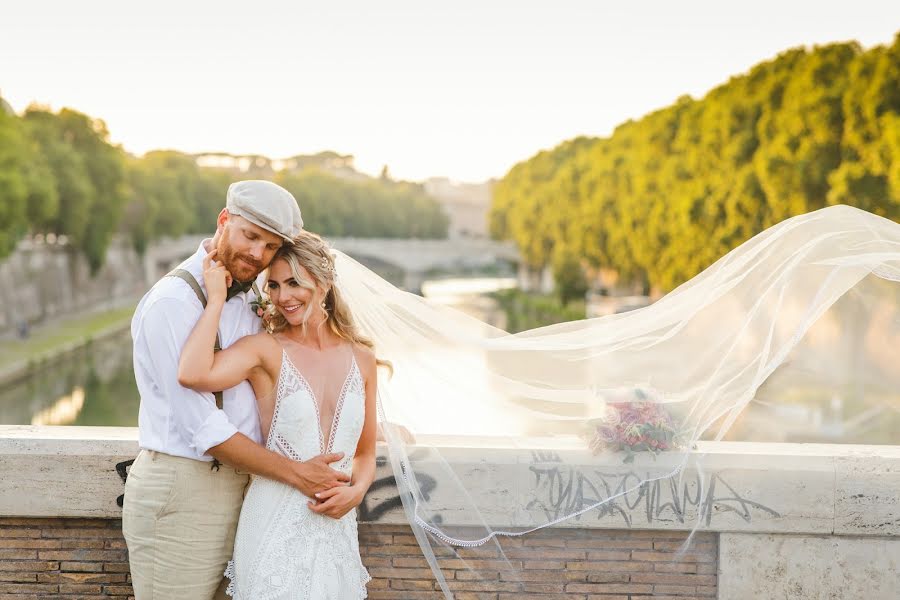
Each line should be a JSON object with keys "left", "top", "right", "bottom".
{"left": 2, "top": 279, "right": 898, "bottom": 444}
{"left": 0, "top": 277, "right": 515, "bottom": 429}
{"left": 0, "top": 329, "right": 139, "bottom": 427}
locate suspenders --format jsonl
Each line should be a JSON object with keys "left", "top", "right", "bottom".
{"left": 166, "top": 268, "right": 261, "bottom": 470}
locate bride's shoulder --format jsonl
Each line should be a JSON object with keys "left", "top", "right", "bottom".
{"left": 243, "top": 333, "right": 284, "bottom": 379}
{"left": 351, "top": 344, "right": 377, "bottom": 376}
{"left": 240, "top": 332, "right": 282, "bottom": 359}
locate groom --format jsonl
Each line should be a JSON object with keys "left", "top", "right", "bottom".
{"left": 122, "top": 180, "right": 350, "bottom": 599}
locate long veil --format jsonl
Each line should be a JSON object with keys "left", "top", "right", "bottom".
{"left": 333, "top": 204, "right": 900, "bottom": 596}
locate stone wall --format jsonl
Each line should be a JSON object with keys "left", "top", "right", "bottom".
{"left": 0, "top": 427, "right": 898, "bottom": 598}
{"left": 718, "top": 533, "right": 898, "bottom": 599}
{"left": 0, "top": 517, "right": 717, "bottom": 599}
{"left": 0, "top": 238, "right": 146, "bottom": 337}
{"left": 0, "top": 234, "right": 519, "bottom": 336}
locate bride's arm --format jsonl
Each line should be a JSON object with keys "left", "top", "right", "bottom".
{"left": 177, "top": 249, "right": 265, "bottom": 392}
{"left": 309, "top": 347, "right": 378, "bottom": 518}
{"left": 350, "top": 348, "right": 378, "bottom": 493}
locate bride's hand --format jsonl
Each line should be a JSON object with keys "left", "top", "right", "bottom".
{"left": 202, "top": 249, "right": 232, "bottom": 306}
{"left": 308, "top": 484, "right": 365, "bottom": 519}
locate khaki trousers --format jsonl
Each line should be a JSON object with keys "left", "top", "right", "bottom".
{"left": 122, "top": 450, "right": 250, "bottom": 600}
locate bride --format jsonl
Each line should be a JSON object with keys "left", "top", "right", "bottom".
{"left": 178, "top": 230, "right": 378, "bottom": 599}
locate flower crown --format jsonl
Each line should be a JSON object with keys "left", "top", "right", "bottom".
{"left": 321, "top": 253, "right": 338, "bottom": 280}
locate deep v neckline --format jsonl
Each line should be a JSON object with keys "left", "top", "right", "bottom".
{"left": 280, "top": 349, "right": 357, "bottom": 455}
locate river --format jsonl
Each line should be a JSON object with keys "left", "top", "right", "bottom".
{"left": 1, "top": 277, "right": 897, "bottom": 444}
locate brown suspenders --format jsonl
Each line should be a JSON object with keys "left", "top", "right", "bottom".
{"left": 166, "top": 268, "right": 260, "bottom": 471}
{"left": 115, "top": 268, "right": 261, "bottom": 484}
{"left": 166, "top": 268, "right": 260, "bottom": 409}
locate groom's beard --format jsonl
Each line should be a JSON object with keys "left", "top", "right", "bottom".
{"left": 217, "top": 238, "right": 265, "bottom": 283}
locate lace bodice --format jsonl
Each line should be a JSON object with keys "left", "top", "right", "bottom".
{"left": 267, "top": 349, "right": 366, "bottom": 471}
{"left": 226, "top": 347, "right": 370, "bottom": 599}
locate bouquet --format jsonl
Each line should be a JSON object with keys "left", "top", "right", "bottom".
{"left": 589, "top": 397, "right": 681, "bottom": 463}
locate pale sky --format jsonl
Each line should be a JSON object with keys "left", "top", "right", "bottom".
{"left": 3, "top": 1, "right": 898, "bottom": 182}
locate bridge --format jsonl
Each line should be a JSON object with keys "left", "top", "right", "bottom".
{"left": 144, "top": 235, "right": 520, "bottom": 291}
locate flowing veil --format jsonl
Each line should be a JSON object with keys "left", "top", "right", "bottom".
{"left": 332, "top": 204, "right": 900, "bottom": 596}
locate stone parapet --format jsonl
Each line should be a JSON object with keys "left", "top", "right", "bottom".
{"left": 1, "top": 427, "right": 898, "bottom": 538}
{"left": 1, "top": 426, "right": 898, "bottom": 597}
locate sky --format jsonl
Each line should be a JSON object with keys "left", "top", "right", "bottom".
{"left": 2, "top": 1, "right": 899, "bottom": 182}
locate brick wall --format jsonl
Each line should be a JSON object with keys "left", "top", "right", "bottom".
{"left": 0, "top": 518, "right": 718, "bottom": 599}
{"left": 0, "top": 518, "right": 130, "bottom": 599}
{"left": 361, "top": 525, "right": 718, "bottom": 599}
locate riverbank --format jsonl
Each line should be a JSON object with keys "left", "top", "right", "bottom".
{"left": 0, "top": 304, "right": 136, "bottom": 387}
{"left": 489, "top": 288, "right": 585, "bottom": 332}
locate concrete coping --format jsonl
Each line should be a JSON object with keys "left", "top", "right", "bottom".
{"left": 0, "top": 425, "right": 897, "bottom": 538}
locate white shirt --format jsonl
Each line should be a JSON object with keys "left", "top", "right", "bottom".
{"left": 131, "top": 240, "right": 263, "bottom": 461}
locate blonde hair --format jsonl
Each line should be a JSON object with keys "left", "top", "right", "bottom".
{"left": 265, "top": 231, "right": 391, "bottom": 372}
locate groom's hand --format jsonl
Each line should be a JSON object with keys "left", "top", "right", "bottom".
{"left": 291, "top": 452, "right": 350, "bottom": 496}
{"left": 207, "top": 435, "right": 350, "bottom": 495}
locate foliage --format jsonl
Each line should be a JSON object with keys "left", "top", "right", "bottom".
{"left": 490, "top": 289, "right": 585, "bottom": 333}
{"left": 0, "top": 107, "right": 32, "bottom": 256}
{"left": 0, "top": 99, "right": 448, "bottom": 266}
{"left": 275, "top": 169, "right": 448, "bottom": 239}
{"left": 491, "top": 35, "right": 900, "bottom": 292}
{"left": 23, "top": 108, "right": 127, "bottom": 273}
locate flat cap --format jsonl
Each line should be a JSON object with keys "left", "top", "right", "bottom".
{"left": 225, "top": 180, "right": 303, "bottom": 241}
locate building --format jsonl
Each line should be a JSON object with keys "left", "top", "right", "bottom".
{"left": 423, "top": 177, "right": 494, "bottom": 239}
{"left": 193, "top": 151, "right": 365, "bottom": 181}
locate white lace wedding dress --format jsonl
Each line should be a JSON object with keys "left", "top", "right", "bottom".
{"left": 225, "top": 348, "right": 370, "bottom": 599}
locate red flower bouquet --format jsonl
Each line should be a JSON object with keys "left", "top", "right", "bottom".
{"left": 589, "top": 399, "right": 681, "bottom": 463}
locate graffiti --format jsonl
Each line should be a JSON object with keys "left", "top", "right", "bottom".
{"left": 113, "top": 448, "right": 778, "bottom": 529}
{"left": 358, "top": 453, "right": 441, "bottom": 523}
{"left": 527, "top": 452, "right": 780, "bottom": 527}
{"left": 110, "top": 450, "right": 441, "bottom": 520}
{"left": 111, "top": 453, "right": 434, "bottom": 522}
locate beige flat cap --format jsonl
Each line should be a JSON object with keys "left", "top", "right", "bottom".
{"left": 226, "top": 180, "right": 303, "bottom": 241}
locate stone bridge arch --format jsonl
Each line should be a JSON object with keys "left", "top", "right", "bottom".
{"left": 143, "top": 236, "right": 520, "bottom": 293}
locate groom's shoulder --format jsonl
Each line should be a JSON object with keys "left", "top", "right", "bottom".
{"left": 150, "top": 272, "right": 203, "bottom": 304}
{"left": 134, "top": 276, "right": 203, "bottom": 322}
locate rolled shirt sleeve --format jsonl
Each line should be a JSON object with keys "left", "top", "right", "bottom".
{"left": 135, "top": 297, "right": 238, "bottom": 456}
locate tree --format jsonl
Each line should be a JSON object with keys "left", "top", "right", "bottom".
{"left": 275, "top": 169, "right": 448, "bottom": 238}
{"left": 491, "top": 36, "right": 900, "bottom": 293}
{"left": 0, "top": 105, "right": 31, "bottom": 258}
{"left": 24, "top": 107, "right": 126, "bottom": 272}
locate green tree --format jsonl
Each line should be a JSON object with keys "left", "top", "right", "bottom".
{"left": 491, "top": 35, "right": 900, "bottom": 294}
{"left": 24, "top": 108, "right": 126, "bottom": 272}
{"left": 0, "top": 106, "right": 31, "bottom": 257}
{"left": 275, "top": 169, "right": 448, "bottom": 238}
